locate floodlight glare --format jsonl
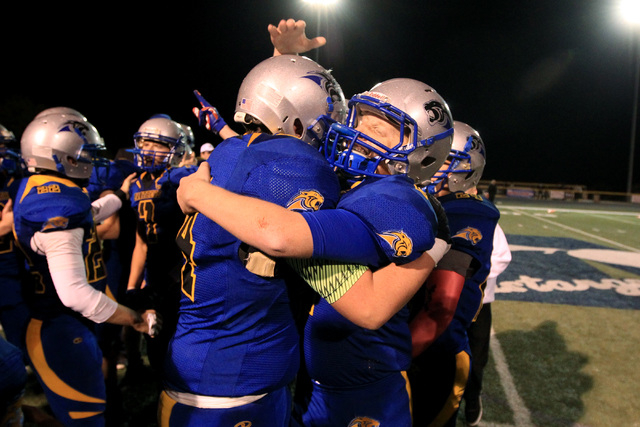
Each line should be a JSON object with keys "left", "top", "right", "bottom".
{"left": 303, "top": 0, "right": 338, "bottom": 4}
{"left": 620, "top": 0, "right": 640, "bottom": 25}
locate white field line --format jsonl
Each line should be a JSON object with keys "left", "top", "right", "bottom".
{"left": 490, "top": 328, "right": 533, "bottom": 427}
{"left": 499, "top": 205, "right": 640, "bottom": 217}
{"left": 589, "top": 213, "right": 640, "bottom": 226}
{"left": 505, "top": 208, "right": 640, "bottom": 253}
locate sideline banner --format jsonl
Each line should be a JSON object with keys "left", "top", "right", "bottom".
{"left": 506, "top": 188, "right": 535, "bottom": 198}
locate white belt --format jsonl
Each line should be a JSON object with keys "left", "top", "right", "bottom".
{"left": 165, "top": 389, "right": 267, "bottom": 409}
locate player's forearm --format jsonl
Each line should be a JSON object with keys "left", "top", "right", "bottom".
{"left": 409, "top": 268, "right": 464, "bottom": 356}
{"left": 127, "top": 234, "right": 147, "bottom": 290}
{"left": 187, "top": 180, "right": 314, "bottom": 257}
{"left": 333, "top": 252, "right": 435, "bottom": 329}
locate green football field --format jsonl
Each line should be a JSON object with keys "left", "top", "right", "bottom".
{"left": 459, "top": 197, "right": 640, "bottom": 427}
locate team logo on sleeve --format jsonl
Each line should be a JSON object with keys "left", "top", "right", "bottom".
{"left": 453, "top": 226, "right": 483, "bottom": 245}
{"left": 348, "top": 417, "right": 380, "bottom": 427}
{"left": 286, "top": 190, "right": 324, "bottom": 212}
{"left": 378, "top": 231, "right": 413, "bottom": 257}
{"left": 42, "top": 216, "right": 69, "bottom": 231}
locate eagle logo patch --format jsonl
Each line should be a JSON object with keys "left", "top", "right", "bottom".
{"left": 348, "top": 416, "right": 380, "bottom": 427}
{"left": 286, "top": 190, "right": 324, "bottom": 212}
{"left": 42, "top": 216, "right": 69, "bottom": 231}
{"left": 453, "top": 226, "right": 483, "bottom": 245}
{"left": 378, "top": 231, "right": 413, "bottom": 257}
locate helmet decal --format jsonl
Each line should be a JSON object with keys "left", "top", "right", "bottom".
{"left": 424, "top": 100, "right": 451, "bottom": 129}
{"left": 59, "top": 120, "right": 93, "bottom": 146}
{"left": 301, "top": 70, "right": 344, "bottom": 113}
{"left": 377, "top": 231, "right": 414, "bottom": 257}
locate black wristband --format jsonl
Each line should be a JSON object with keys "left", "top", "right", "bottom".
{"left": 114, "top": 189, "right": 128, "bottom": 204}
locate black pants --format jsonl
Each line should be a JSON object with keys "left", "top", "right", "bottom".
{"left": 464, "top": 302, "right": 492, "bottom": 403}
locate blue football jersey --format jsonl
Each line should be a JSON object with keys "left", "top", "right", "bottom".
{"left": 431, "top": 192, "right": 500, "bottom": 354}
{"left": 0, "top": 173, "right": 23, "bottom": 308}
{"left": 13, "top": 174, "right": 107, "bottom": 320}
{"left": 86, "top": 159, "right": 139, "bottom": 201}
{"left": 129, "top": 166, "right": 196, "bottom": 287}
{"left": 164, "top": 133, "right": 341, "bottom": 397}
{"left": 303, "top": 175, "right": 439, "bottom": 387}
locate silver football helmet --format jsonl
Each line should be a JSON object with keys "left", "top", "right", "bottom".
{"left": 21, "top": 112, "right": 106, "bottom": 179}
{"left": 233, "top": 54, "right": 347, "bottom": 147}
{"left": 323, "top": 78, "right": 454, "bottom": 187}
{"left": 178, "top": 123, "right": 195, "bottom": 149}
{"left": 34, "top": 106, "right": 88, "bottom": 121}
{"left": 431, "top": 121, "right": 486, "bottom": 193}
{"left": 0, "top": 124, "right": 21, "bottom": 173}
{"left": 131, "top": 116, "right": 185, "bottom": 172}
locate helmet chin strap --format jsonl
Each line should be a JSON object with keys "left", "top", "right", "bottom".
{"left": 51, "top": 154, "right": 66, "bottom": 174}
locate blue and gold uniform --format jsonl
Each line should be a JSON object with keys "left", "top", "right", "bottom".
{"left": 0, "top": 171, "right": 28, "bottom": 357}
{"left": 13, "top": 174, "right": 110, "bottom": 426}
{"left": 301, "top": 175, "right": 439, "bottom": 427}
{"left": 128, "top": 165, "right": 195, "bottom": 372}
{"left": 410, "top": 191, "right": 499, "bottom": 427}
{"left": 160, "top": 133, "right": 341, "bottom": 426}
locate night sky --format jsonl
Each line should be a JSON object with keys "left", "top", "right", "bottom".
{"left": 3, "top": 0, "right": 639, "bottom": 192}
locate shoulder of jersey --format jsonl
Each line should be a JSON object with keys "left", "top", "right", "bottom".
{"left": 439, "top": 192, "right": 500, "bottom": 219}
{"left": 18, "top": 175, "right": 91, "bottom": 222}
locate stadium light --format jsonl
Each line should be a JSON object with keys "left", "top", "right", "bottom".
{"left": 619, "top": 0, "right": 640, "bottom": 198}
{"left": 302, "top": 0, "right": 339, "bottom": 62}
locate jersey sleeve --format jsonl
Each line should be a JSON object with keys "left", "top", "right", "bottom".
{"left": 285, "top": 258, "right": 368, "bottom": 304}
{"left": 301, "top": 209, "right": 383, "bottom": 266}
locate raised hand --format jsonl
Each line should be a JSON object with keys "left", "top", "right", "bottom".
{"left": 192, "top": 90, "right": 227, "bottom": 134}
{"left": 268, "top": 19, "right": 326, "bottom": 56}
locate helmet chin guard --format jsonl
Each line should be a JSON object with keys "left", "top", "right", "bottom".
{"left": 130, "top": 117, "right": 185, "bottom": 173}
{"left": 429, "top": 121, "right": 486, "bottom": 194}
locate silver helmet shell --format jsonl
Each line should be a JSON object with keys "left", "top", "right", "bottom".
{"left": 34, "top": 107, "right": 88, "bottom": 121}
{"left": 442, "top": 121, "right": 486, "bottom": 192}
{"left": 21, "top": 113, "right": 106, "bottom": 179}
{"left": 324, "top": 78, "right": 454, "bottom": 186}
{"left": 132, "top": 117, "right": 185, "bottom": 172}
{"left": 234, "top": 54, "right": 347, "bottom": 147}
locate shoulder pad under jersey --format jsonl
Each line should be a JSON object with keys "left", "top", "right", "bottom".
{"left": 338, "top": 175, "right": 437, "bottom": 264}
{"left": 17, "top": 175, "right": 92, "bottom": 231}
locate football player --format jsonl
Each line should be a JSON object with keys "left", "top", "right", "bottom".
{"left": 408, "top": 121, "right": 501, "bottom": 427}
{"left": 12, "top": 109, "right": 158, "bottom": 426}
{"left": 0, "top": 336, "right": 27, "bottom": 426}
{"left": 86, "top": 149, "right": 140, "bottom": 423}
{"left": 159, "top": 54, "right": 348, "bottom": 427}
{"left": 463, "top": 222, "right": 511, "bottom": 426}
{"left": 0, "top": 123, "right": 29, "bottom": 361}
{"left": 125, "top": 115, "right": 197, "bottom": 377}
{"left": 175, "top": 78, "right": 455, "bottom": 426}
